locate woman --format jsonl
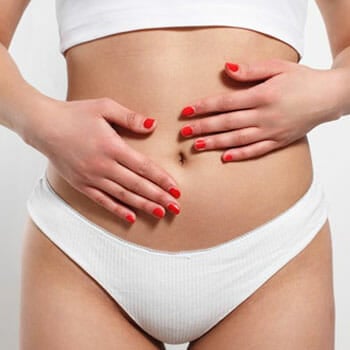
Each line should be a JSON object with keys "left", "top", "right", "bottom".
{"left": 0, "top": 0, "right": 347, "bottom": 348}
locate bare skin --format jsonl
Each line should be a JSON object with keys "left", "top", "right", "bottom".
{"left": 20, "top": 26, "right": 335, "bottom": 349}
{"left": 2, "top": 0, "right": 349, "bottom": 348}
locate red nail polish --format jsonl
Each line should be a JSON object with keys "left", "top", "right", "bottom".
{"left": 167, "top": 203, "right": 180, "bottom": 215}
{"left": 181, "top": 125, "right": 193, "bottom": 137}
{"left": 125, "top": 214, "right": 135, "bottom": 223}
{"left": 143, "top": 118, "right": 155, "bottom": 128}
{"left": 224, "top": 154, "right": 233, "bottom": 161}
{"left": 153, "top": 207, "right": 165, "bottom": 218}
{"left": 225, "top": 62, "right": 239, "bottom": 72}
{"left": 195, "top": 139, "right": 206, "bottom": 150}
{"left": 181, "top": 106, "right": 195, "bottom": 117}
{"left": 169, "top": 187, "right": 181, "bottom": 199}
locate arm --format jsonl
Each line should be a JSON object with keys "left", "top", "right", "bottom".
{"left": 316, "top": 0, "right": 350, "bottom": 117}
{"left": 0, "top": 0, "right": 55, "bottom": 143}
{"left": 0, "top": 0, "right": 183, "bottom": 222}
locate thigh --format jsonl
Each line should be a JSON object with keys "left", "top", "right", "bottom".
{"left": 20, "top": 217, "right": 165, "bottom": 350}
{"left": 188, "top": 219, "right": 335, "bottom": 350}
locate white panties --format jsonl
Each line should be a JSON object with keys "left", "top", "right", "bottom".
{"left": 26, "top": 171, "right": 329, "bottom": 345}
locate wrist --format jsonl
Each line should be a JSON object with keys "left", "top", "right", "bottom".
{"left": 326, "top": 66, "right": 350, "bottom": 121}
{"left": 11, "top": 85, "right": 60, "bottom": 149}
{"left": 14, "top": 91, "right": 62, "bottom": 154}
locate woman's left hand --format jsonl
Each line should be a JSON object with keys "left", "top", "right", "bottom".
{"left": 179, "top": 58, "right": 343, "bottom": 162}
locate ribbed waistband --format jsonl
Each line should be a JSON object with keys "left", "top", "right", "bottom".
{"left": 26, "top": 171, "right": 329, "bottom": 261}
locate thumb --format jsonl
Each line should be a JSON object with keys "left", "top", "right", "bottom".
{"left": 225, "top": 58, "right": 291, "bottom": 82}
{"left": 99, "top": 98, "right": 157, "bottom": 133}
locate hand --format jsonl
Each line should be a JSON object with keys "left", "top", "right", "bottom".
{"left": 179, "top": 58, "right": 343, "bottom": 162}
{"left": 26, "top": 97, "right": 182, "bottom": 223}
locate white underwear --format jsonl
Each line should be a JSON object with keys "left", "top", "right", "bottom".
{"left": 26, "top": 171, "right": 329, "bottom": 345}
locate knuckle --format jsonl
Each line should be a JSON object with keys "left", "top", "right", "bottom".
{"left": 253, "top": 87, "right": 270, "bottom": 104}
{"left": 159, "top": 193, "right": 171, "bottom": 205}
{"left": 246, "top": 108, "right": 260, "bottom": 124}
{"left": 218, "top": 94, "right": 233, "bottom": 109}
{"left": 222, "top": 115, "right": 234, "bottom": 130}
{"left": 125, "top": 110, "right": 138, "bottom": 129}
{"left": 235, "top": 131, "right": 248, "bottom": 145}
{"left": 91, "top": 157, "right": 108, "bottom": 174}
{"left": 99, "top": 97, "right": 114, "bottom": 110}
{"left": 262, "top": 91, "right": 276, "bottom": 105}
{"left": 196, "top": 120, "right": 204, "bottom": 134}
{"left": 94, "top": 193, "right": 108, "bottom": 207}
{"left": 138, "top": 158, "right": 152, "bottom": 176}
{"left": 157, "top": 173, "right": 170, "bottom": 189}
{"left": 130, "top": 180, "right": 142, "bottom": 194}
{"left": 98, "top": 138, "right": 111, "bottom": 153}
{"left": 194, "top": 99, "right": 207, "bottom": 113}
{"left": 237, "top": 147, "right": 249, "bottom": 159}
{"left": 275, "top": 127, "right": 289, "bottom": 141}
{"left": 138, "top": 200, "right": 150, "bottom": 213}
{"left": 116, "top": 188, "right": 128, "bottom": 201}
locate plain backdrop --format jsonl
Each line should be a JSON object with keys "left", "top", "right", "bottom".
{"left": 0, "top": 0, "right": 349, "bottom": 349}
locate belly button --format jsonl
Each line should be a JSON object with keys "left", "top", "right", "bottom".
{"left": 178, "top": 151, "right": 186, "bottom": 165}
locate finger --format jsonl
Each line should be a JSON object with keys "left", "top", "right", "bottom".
{"left": 180, "top": 109, "right": 258, "bottom": 138}
{"left": 113, "top": 143, "right": 181, "bottom": 199}
{"left": 98, "top": 177, "right": 178, "bottom": 219}
{"left": 193, "top": 127, "right": 264, "bottom": 151}
{"left": 104, "top": 162, "right": 181, "bottom": 212}
{"left": 83, "top": 186, "right": 137, "bottom": 223}
{"left": 96, "top": 97, "right": 158, "bottom": 134}
{"left": 222, "top": 139, "right": 278, "bottom": 162}
{"left": 180, "top": 87, "right": 261, "bottom": 118}
{"left": 225, "top": 58, "right": 292, "bottom": 82}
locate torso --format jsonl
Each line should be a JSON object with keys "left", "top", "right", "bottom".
{"left": 46, "top": 26, "right": 314, "bottom": 252}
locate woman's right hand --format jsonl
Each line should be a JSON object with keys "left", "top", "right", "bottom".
{"left": 25, "top": 97, "right": 182, "bottom": 223}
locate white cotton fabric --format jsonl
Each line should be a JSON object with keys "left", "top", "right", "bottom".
{"left": 55, "top": 0, "right": 309, "bottom": 59}
{"left": 26, "top": 170, "right": 329, "bottom": 344}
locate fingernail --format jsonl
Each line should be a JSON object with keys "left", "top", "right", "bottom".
{"left": 125, "top": 214, "right": 136, "bottom": 223}
{"left": 169, "top": 187, "right": 181, "bottom": 199}
{"left": 181, "top": 125, "right": 193, "bottom": 137}
{"left": 195, "top": 139, "right": 206, "bottom": 150}
{"left": 167, "top": 203, "right": 180, "bottom": 215}
{"left": 143, "top": 118, "right": 155, "bottom": 128}
{"left": 223, "top": 154, "right": 233, "bottom": 161}
{"left": 225, "top": 62, "right": 239, "bottom": 72}
{"left": 153, "top": 207, "right": 165, "bottom": 218}
{"left": 181, "top": 106, "right": 195, "bottom": 117}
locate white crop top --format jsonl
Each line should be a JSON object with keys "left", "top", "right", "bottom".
{"left": 55, "top": 0, "right": 309, "bottom": 59}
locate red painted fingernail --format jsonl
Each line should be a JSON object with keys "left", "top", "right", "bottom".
{"left": 225, "top": 62, "right": 239, "bottom": 72}
{"left": 169, "top": 187, "right": 181, "bottom": 199}
{"left": 181, "top": 125, "right": 193, "bottom": 137}
{"left": 125, "top": 214, "right": 135, "bottom": 223}
{"left": 195, "top": 139, "right": 206, "bottom": 150}
{"left": 143, "top": 118, "right": 155, "bottom": 128}
{"left": 181, "top": 106, "right": 195, "bottom": 117}
{"left": 153, "top": 207, "right": 165, "bottom": 218}
{"left": 167, "top": 203, "right": 180, "bottom": 215}
{"left": 223, "top": 154, "right": 233, "bottom": 161}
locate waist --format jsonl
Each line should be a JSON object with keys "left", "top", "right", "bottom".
{"left": 46, "top": 27, "right": 314, "bottom": 251}
{"left": 64, "top": 26, "right": 300, "bottom": 160}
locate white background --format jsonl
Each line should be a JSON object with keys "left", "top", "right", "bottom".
{"left": 0, "top": 1, "right": 349, "bottom": 349}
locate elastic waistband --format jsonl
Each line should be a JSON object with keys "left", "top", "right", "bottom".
{"left": 26, "top": 171, "right": 329, "bottom": 261}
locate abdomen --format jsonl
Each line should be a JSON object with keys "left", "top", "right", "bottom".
{"left": 46, "top": 26, "right": 314, "bottom": 251}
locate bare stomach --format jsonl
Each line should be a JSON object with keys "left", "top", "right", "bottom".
{"left": 45, "top": 26, "right": 314, "bottom": 252}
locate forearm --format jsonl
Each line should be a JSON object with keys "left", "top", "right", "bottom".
{"left": 0, "top": 42, "right": 55, "bottom": 143}
{"left": 330, "top": 45, "right": 350, "bottom": 117}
